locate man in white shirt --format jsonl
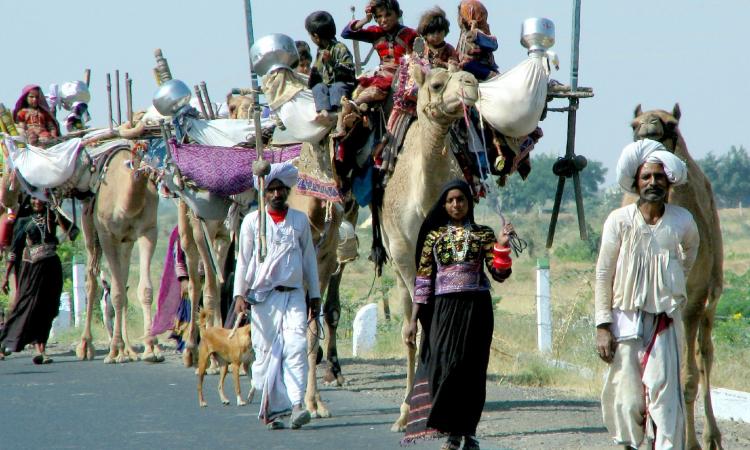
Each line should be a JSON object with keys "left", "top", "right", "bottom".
{"left": 595, "top": 139, "right": 699, "bottom": 450}
{"left": 233, "top": 161, "right": 321, "bottom": 430}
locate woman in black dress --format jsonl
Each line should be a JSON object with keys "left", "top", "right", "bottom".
{"left": 0, "top": 197, "right": 75, "bottom": 363}
{"left": 402, "top": 179, "right": 514, "bottom": 450}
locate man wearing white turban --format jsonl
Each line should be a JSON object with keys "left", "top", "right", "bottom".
{"left": 234, "top": 160, "right": 320, "bottom": 430}
{"left": 596, "top": 139, "right": 699, "bottom": 450}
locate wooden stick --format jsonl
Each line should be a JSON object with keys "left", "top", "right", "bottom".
{"left": 351, "top": 6, "right": 363, "bottom": 76}
{"left": 193, "top": 85, "right": 209, "bottom": 119}
{"left": 106, "top": 73, "right": 113, "bottom": 132}
{"left": 83, "top": 69, "right": 91, "bottom": 87}
{"left": 200, "top": 82, "right": 216, "bottom": 119}
{"left": 115, "top": 70, "right": 122, "bottom": 125}
{"left": 125, "top": 73, "right": 133, "bottom": 127}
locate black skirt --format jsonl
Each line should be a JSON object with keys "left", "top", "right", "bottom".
{"left": 402, "top": 290, "right": 494, "bottom": 443}
{"left": 0, "top": 256, "right": 63, "bottom": 352}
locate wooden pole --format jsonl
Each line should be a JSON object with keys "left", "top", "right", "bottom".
{"left": 106, "top": 73, "right": 113, "bottom": 132}
{"left": 243, "top": 0, "right": 267, "bottom": 262}
{"left": 125, "top": 73, "right": 133, "bottom": 127}
{"left": 83, "top": 69, "right": 91, "bottom": 87}
{"left": 193, "top": 85, "right": 209, "bottom": 119}
{"left": 115, "top": 69, "right": 122, "bottom": 125}
{"left": 200, "top": 82, "right": 216, "bottom": 119}
{"left": 351, "top": 6, "right": 362, "bottom": 76}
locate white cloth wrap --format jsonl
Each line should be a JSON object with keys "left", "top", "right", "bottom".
{"left": 616, "top": 139, "right": 688, "bottom": 193}
{"left": 476, "top": 53, "right": 550, "bottom": 137}
{"left": 256, "top": 160, "right": 298, "bottom": 189}
{"left": 4, "top": 136, "right": 82, "bottom": 188}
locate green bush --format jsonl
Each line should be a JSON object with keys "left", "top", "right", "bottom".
{"left": 716, "top": 270, "right": 750, "bottom": 318}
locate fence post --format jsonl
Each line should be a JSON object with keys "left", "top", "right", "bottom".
{"left": 72, "top": 257, "right": 87, "bottom": 327}
{"left": 536, "top": 258, "right": 552, "bottom": 353}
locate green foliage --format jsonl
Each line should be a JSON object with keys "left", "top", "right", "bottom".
{"left": 714, "top": 316, "right": 750, "bottom": 346}
{"left": 716, "top": 270, "right": 750, "bottom": 318}
{"left": 497, "top": 153, "right": 607, "bottom": 213}
{"left": 697, "top": 146, "right": 750, "bottom": 208}
{"left": 552, "top": 224, "right": 601, "bottom": 263}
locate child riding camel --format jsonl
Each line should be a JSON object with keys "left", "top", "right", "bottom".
{"left": 305, "top": 11, "right": 356, "bottom": 127}
{"left": 13, "top": 85, "right": 60, "bottom": 146}
{"left": 341, "top": 0, "right": 418, "bottom": 107}
{"left": 417, "top": 7, "right": 458, "bottom": 69}
{"left": 456, "top": 0, "right": 499, "bottom": 81}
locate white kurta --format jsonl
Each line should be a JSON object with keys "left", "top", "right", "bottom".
{"left": 233, "top": 208, "right": 320, "bottom": 422}
{"left": 595, "top": 203, "right": 699, "bottom": 449}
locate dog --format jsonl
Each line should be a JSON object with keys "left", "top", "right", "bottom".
{"left": 196, "top": 310, "right": 255, "bottom": 407}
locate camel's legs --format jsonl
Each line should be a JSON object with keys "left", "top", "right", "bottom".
{"left": 137, "top": 229, "right": 162, "bottom": 362}
{"left": 391, "top": 267, "right": 417, "bottom": 433}
{"left": 192, "top": 218, "right": 222, "bottom": 327}
{"left": 698, "top": 303, "right": 723, "bottom": 450}
{"left": 77, "top": 203, "right": 99, "bottom": 361}
{"left": 306, "top": 314, "right": 330, "bottom": 418}
{"left": 178, "top": 201, "right": 201, "bottom": 367}
{"left": 323, "top": 265, "right": 345, "bottom": 386}
{"left": 682, "top": 297, "right": 703, "bottom": 450}
{"left": 117, "top": 243, "right": 140, "bottom": 361}
{"left": 99, "top": 234, "right": 129, "bottom": 364}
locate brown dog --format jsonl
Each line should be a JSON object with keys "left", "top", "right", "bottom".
{"left": 196, "top": 310, "right": 255, "bottom": 407}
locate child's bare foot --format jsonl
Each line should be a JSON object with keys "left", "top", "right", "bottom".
{"left": 314, "top": 110, "right": 337, "bottom": 125}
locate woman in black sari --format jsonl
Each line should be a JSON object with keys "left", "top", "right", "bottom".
{"left": 402, "top": 179, "right": 514, "bottom": 450}
{"left": 0, "top": 197, "right": 74, "bottom": 363}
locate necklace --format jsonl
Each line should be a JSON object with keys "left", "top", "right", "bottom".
{"left": 447, "top": 224, "right": 471, "bottom": 261}
{"left": 31, "top": 213, "right": 47, "bottom": 242}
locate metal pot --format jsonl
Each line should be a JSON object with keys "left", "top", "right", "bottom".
{"left": 152, "top": 79, "right": 192, "bottom": 116}
{"left": 521, "top": 18, "right": 555, "bottom": 52}
{"left": 250, "top": 34, "right": 299, "bottom": 77}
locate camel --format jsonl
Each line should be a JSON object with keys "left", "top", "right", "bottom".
{"left": 378, "top": 65, "right": 479, "bottom": 431}
{"left": 76, "top": 143, "right": 162, "bottom": 363}
{"left": 629, "top": 104, "right": 724, "bottom": 450}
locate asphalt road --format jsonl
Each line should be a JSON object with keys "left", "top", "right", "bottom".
{"left": 0, "top": 349, "right": 428, "bottom": 450}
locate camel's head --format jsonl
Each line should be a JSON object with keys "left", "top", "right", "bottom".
{"left": 631, "top": 103, "right": 681, "bottom": 152}
{"left": 413, "top": 65, "right": 478, "bottom": 125}
{"left": 227, "top": 94, "right": 253, "bottom": 120}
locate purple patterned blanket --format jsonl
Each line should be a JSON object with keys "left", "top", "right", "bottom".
{"left": 169, "top": 140, "right": 301, "bottom": 196}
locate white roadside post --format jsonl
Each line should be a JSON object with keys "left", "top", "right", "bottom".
{"left": 352, "top": 303, "right": 378, "bottom": 357}
{"left": 536, "top": 258, "right": 552, "bottom": 353}
{"left": 72, "top": 257, "right": 87, "bottom": 327}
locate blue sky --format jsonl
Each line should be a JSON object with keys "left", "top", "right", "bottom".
{"left": 2, "top": 1, "right": 747, "bottom": 185}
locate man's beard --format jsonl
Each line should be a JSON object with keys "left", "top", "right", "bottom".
{"left": 640, "top": 186, "right": 667, "bottom": 202}
{"left": 269, "top": 198, "right": 287, "bottom": 210}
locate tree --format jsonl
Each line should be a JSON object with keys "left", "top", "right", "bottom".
{"left": 698, "top": 146, "right": 750, "bottom": 208}
{"left": 496, "top": 153, "right": 607, "bottom": 212}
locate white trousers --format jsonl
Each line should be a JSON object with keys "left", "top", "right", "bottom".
{"left": 250, "top": 288, "right": 308, "bottom": 420}
{"left": 601, "top": 310, "right": 685, "bottom": 450}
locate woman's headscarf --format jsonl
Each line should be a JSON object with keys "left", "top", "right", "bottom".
{"left": 458, "top": 0, "right": 490, "bottom": 34}
{"left": 13, "top": 84, "right": 60, "bottom": 135}
{"left": 414, "top": 179, "right": 475, "bottom": 266}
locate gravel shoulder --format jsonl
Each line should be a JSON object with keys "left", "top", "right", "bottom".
{"left": 332, "top": 357, "right": 750, "bottom": 450}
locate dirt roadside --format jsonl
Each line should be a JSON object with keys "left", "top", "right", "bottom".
{"left": 328, "top": 358, "right": 750, "bottom": 450}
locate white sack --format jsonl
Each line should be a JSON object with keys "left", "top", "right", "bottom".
{"left": 274, "top": 90, "right": 330, "bottom": 144}
{"left": 6, "top": 137, "right": 82, "bottom": 188}
{"left": 477, "top": 53, "right": 550, "bottom": 138}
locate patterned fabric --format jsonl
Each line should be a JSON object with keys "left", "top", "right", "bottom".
{"left": 169, "top": 140, "right": 301, "bottom": 196}
{"left": 311, "top": 39, "right": 356, "bottom": 86}
{"left": 296, "top": 173, "right": 341, "bottom": 202}
{"left": 414, "top": 224, "right": 510, "bottom": 304}
{"left": 426, "top": 42, "right": 459, "bottom": 69}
